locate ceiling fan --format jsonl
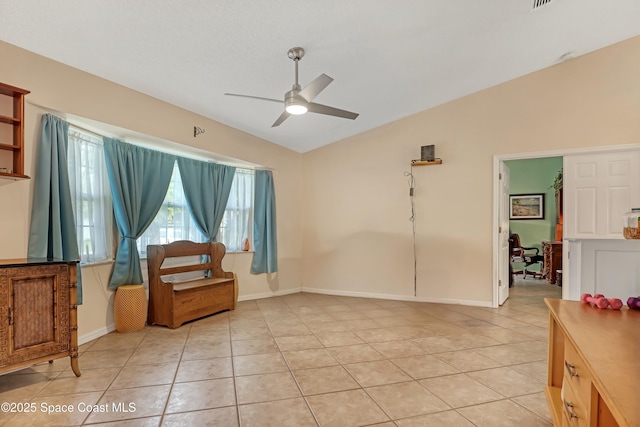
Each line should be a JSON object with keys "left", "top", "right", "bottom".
{"left": 225, "top": 47, "right": 359, "bottom": 127}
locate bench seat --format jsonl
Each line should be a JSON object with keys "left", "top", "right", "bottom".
{"left": 147, "top": 241, "right": 238, "bottom": 329}
{"left": 172, "top": 277, "right": 235, "bottom": 292}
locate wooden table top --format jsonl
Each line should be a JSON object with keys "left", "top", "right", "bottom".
{"left": 545, "top": 298, "right": 640, "bottom": 427}
{"left": 0, "top": 258, "right": 78, "bottom": 267}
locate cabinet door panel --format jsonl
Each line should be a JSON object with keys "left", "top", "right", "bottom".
{"left": 12, "top": 275, "right": 56, "bottom": 349}
{"left": 6, "top": 264, "right": 69, "bottom": 365}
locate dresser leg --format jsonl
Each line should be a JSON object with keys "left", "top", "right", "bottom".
{"left": 70, "top": 355, "right": 81, "bottom": 377}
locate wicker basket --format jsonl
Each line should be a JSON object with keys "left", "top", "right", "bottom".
{"left": 623, "top": 227, "right": 640, "bottom": 239}
{"left": 114, "top": 285, "right": 147, "bottom": 333}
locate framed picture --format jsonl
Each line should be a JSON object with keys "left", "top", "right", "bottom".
{"left": 510, "top": 193, "right": 545, "bottom": 220}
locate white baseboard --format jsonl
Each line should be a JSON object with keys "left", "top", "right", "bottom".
{"left": 238, "top": 287, "right": 302, "bottom": 302}
{"left": 301, "top": 287, "right": 493, "bottom": 308}
{"left": 79, "top": 323, "right": 116, "bottom": 345}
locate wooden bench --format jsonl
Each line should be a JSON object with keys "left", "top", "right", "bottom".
{"left": 146, "top": 240, "right": 238, "bottom": 329}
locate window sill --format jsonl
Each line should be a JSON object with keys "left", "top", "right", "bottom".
{"left": 79, "top": 259, "right": 114, "bottom": 268}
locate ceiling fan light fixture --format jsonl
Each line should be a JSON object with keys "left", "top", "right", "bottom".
{"left": 284, "top": 89, "right": 308, "bottom": 115}
{"left": 225, "top": 47, "right": 358, "bottom": 127}
{"left": 285, "top": 102, "right": 308, "bottom": 115}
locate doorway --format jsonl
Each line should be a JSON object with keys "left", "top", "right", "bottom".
{"left": 493, "top": 152, "right": 564, "bottom": 307}
{"left": 493, "top": 143, "right": 640, "bottom": 307}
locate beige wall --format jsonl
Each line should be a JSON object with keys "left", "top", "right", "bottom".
{"left": 0, "top": 41, "right": 304, "bottom": 341}
{"left": 2, "top": 35, "right": 640, "bottom": 340}
{"left": 301, "top": 36, "right": 640, "bottom": 305}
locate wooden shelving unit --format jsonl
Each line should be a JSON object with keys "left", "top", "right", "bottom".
{"left": 411, "top": 159, "right": 442, "bottom": 166}
{"left": 0, "top": 82, "right": 30, "bottom": 181}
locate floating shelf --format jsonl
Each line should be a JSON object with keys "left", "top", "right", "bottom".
{"left": 411, "top": 159, "right": 442, "bottom": 166}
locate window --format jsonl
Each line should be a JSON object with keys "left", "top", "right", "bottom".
{"left": 66, "top": 125, "right": 254, "bottom": 260}
{"left": 218, "top": 169, "right": 254, "bottom": 252}
{"left": 67, "top": 127, "right": 114, "bottom": 263}
{"left": 137, "top": 165, "right": 254, "bottom": 256}
{"left": 137, "top": 163, "right": 205, "bottom": 258}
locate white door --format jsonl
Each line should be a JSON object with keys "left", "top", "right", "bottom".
{"left": 564, "top": 151, "right": 640, "bottom": 238}
{"left": 498, "top": 162, "right": 511, "bottom": 305}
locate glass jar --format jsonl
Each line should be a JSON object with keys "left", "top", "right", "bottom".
{"left": 623, "top": 208, "right": 640, "bottom": 239}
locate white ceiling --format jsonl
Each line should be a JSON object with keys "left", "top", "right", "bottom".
{"left": 1, "top": 1, "right": 639, "bottom": 153}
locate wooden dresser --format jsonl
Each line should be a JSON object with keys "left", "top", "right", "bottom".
{"left": 544, "top": 298, "right": 639, "bottom": 426}
{"left": 542, "top": 241, "right": 562, "bottom": 285}
{"left": 0, "top": 259, "right": 80, "bottom": 376}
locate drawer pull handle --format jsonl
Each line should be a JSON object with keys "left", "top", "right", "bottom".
{"left": 563, "top": 399, "right": 578, "bottom": 420}
{"left": 564, "top": 360, "right": 579, "bottom": 378}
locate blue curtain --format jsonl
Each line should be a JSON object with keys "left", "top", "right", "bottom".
{"left": 176, "top": 158, "right": 236, "bottom": 241}
{"left": 251, "top": 170, "right": 278, "bottom": 274}
{"left": 103, "top": 138, "right": 175, "bottom": 289}
{"left": 28, "top": 114, "right": 83, "bottom": 304}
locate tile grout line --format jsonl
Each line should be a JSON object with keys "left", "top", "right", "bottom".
{"left": 1, "top": 286, "right": 557, "bottom": 426}
{"left": 81, "top": 327, "right": 150, "bottom": 425}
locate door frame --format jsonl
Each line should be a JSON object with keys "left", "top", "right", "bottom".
{"left": 497, "top": 161, "right": 510, "bottom": 305}
{"left": 492, "top": 143, "right": 640, "bottom": 307}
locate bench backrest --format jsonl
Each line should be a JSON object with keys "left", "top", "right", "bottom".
{"left": 147, "top": 240, "right": 230, "bottom": 280}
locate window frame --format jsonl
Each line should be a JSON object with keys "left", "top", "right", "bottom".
{"left": 67, "top": 126, "right": 115, "bottom": 265}
{"left": 137, "top": 163, "right": 255, "bottom": 258}
{"left": 65, "top": 123, "right": 256, "bottom": 262}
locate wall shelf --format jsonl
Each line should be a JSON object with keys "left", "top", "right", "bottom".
{"left": 0, "top": 82, "right": 30, "bottom": 179}
{"left": 411, "top": 159, "right": 442, "bottom": 166}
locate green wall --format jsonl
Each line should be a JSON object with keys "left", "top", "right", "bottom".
{"left": 505, "top": 157, "right": 562, "bottom": 253}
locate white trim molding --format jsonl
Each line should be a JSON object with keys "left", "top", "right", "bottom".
{"left": 301, "top": 287, "right": 493, "bottom": 308}
{"left": 79, "top": 323, "right": 116, "bottom": 346}
{"left": 237, "top": 287, "right": 302, "bottom": 302}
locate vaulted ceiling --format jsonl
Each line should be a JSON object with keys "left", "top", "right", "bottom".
{"left": 1, "top": 0, "right": 639, "bottom": 152}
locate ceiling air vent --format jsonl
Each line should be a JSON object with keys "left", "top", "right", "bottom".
{"left": 531, "top": 0, "right": 552, "bottom": 10}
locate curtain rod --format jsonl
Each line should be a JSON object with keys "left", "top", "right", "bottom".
{"left": 26, "top": 100, "right": 276, "bottom": 171}
{"left": 27, "top": 100, "right": 116, "bottom": 138}
{"left": 68, "top": 123, "right": 105, "bottom": 138}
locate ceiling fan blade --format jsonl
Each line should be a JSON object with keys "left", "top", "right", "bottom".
{"left": 298, "top": 74, "right": 333, "bottom": 102}
{"left": 271, "top": 111, "right": 290, "bottom": 127}
{"left": 224, "top": 93, "right": 283, "bottom": 104}
{"left": 307, "top": 102, "right": 359, "bottom": 120}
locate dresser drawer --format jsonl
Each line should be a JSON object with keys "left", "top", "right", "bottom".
{"left": 562, "top": 377, "right": 589, "bottom": 427}
{"left": 563, "top": 340, "right": 592, "bottom": 406}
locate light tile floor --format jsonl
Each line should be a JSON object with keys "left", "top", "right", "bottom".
{"left": 0, "top": 278, "right": 560, "bottom": 426}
